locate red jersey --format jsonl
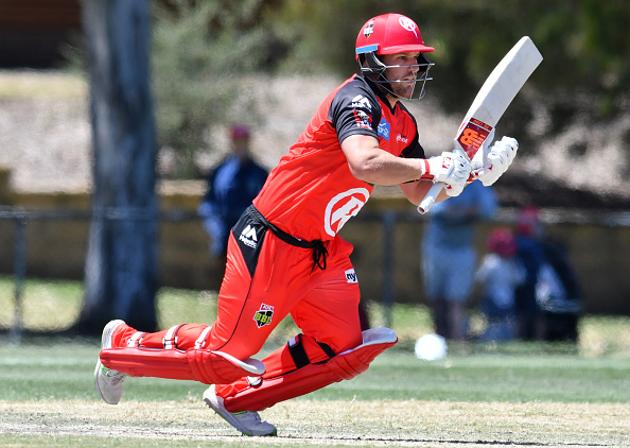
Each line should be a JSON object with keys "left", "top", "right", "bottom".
{"left": 254, "top": 75, "right": 425, "bottom": 241}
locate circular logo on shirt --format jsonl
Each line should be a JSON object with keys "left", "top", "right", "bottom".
{"left": 324, "top": 188, "right": 370, "bottom": 237}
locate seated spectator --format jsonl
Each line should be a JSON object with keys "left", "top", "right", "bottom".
{"left": 536, "top": 237, "right": 582, "bottom": 342}
{"left": 514, "top": 206, "right": 581, "bottom": 342}
{"left": 476, "top": 228, "right": 524, "bottom": 342}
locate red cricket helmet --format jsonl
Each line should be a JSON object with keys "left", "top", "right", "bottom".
{"left": 355, "top": 13, "right": 435, "bottom": 100}
{"left": 356, "top": 13, "right": 434, "bottom": 56}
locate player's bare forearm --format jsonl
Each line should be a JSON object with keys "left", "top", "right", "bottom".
{"left": 400, "top": 180, "right": 449, "bottom": 206}
{"left": 341, "top": 135, "right": 424, "bottom": 185}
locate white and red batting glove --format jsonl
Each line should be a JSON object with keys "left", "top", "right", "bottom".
{"left": 471, "top": 136, "right": 519, "bottom": 186}
{"left": 421, "top": 151, "right": 472, "bottom": 197}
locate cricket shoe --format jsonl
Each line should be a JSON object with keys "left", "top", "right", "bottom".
{"left": 203, "top": 385, "right": 277, "bottom": 437}
{"left": 94, "top": 319, "right": 127, "bottom": 405}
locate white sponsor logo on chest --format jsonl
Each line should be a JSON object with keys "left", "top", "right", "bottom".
{"left": 324, "top": 188, "right": 370, "bottom": 237}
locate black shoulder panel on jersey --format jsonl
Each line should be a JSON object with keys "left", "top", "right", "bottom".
{"left": 397, "top": 102, "right": 426, "bottom": 159}
{"left": 329, "top": 77, "right": 382, "bottom": 145}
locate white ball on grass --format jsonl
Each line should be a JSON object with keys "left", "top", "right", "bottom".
{"left": 414, "top": 333, "right": 448, "bottom": 361}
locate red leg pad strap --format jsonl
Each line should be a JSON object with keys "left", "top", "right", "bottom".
{"left": 223, "top": 327, "right": 397, "bottom": 412}
{"left": 100, "top": 347, "right": 264, "bottom": 385}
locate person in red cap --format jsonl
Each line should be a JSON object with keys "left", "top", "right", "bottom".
{"left": 93, "top": 13, "right": 519, "bottom": 436}
{"left": 198, "top": 124, "right": 268, "bottom": 284}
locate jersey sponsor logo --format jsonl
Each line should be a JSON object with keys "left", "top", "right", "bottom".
{"left": 239, "top": 224, "right": 258, "bottom": 249}
{"left": 350, "top": 94, "right": 372, "bottom": 111}
{"left": 324, "top": 188, "right": 370, "bottom": 237}
{"left": 345, "top": 268, "right": 358, "bottom": 284}
{"left": 353, "top": 109, "right": 372, "bottom": 129}
{"left": 363, "top": 19, "right": 375, "bottom": 38}
{"left": 396, "top": 134, "right": 408, "bottom": 144}
{"left": 253, "top": 303, "right": 274, "bottom": 328}
{"left": 377, "top": 118, "right": 391, "bottom": 141}
{"left": 398, "top": 16, "right": 418, "bottom": 38}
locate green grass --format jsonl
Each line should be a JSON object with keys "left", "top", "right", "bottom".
{"left": 1, "top": 341, "right": 630, "bottom": 447}
{"left": 2, "top": 343, "right": 630, "bottom": 404}
{"left": 2, "top": 275, "right": 630, "bottom": 357}
{"left": 2, "top": 276, "right": 630, "bottom": 447}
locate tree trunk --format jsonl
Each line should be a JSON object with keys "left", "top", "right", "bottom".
{"left": 76, "top": 0, "right": 158, "bottom": 335}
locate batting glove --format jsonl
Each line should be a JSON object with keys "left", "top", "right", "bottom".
{"left": 471, "top": 136, "right": 519, "bottom": 186}
{"left": 422, "top": 151, "right": 472, "bottom": 197}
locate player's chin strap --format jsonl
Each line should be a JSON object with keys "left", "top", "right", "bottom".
{"left": 219, "top": 328, "right": 398, "bottom": 413}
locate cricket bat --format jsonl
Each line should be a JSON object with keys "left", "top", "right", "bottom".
{"left": 417, "top": 36, "right": 543, "bottom": 214}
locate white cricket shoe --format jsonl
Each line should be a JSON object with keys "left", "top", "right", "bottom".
{"left": 203, "top": 385, "right": 277, "bottom": 436}
{"left": 94, "top": 319, "right": 127, "bottom": 405}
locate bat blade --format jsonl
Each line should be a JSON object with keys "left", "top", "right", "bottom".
{"left": 418, "top": 36, "right": 543, "bottom": 214}
{"left": 456, "top": 36, "right": 543, "bottom": 156}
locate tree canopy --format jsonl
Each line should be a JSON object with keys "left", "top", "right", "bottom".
{"left": 152, "top": 0, "right": 630, "bottom": 173}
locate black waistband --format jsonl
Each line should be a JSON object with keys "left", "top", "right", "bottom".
{"left": 248, "top": 205, "right": 327, "bottom": 270}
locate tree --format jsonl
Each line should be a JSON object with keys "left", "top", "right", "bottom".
{"left": 151, "top": 0, "right": 291, "bottom": 178}
{"left": 76, "top": 0, "right": 159, "bottom": 335}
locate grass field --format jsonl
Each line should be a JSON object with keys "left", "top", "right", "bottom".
{"left": 2, "top": 343, "right": 630, "bottom": 447}
{"left": 1, "top": 278, "right": 630, "bottom": 447}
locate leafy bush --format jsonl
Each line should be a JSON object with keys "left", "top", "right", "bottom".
{"left": 152, "top": 0, "right": 293, "bottom": 177}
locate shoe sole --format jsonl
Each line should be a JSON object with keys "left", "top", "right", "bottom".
{"left": 94, "top": 319, "right": 126, "bottom": 405}
{"left": 203, "top": 388, "right": 277, "bottom": 437}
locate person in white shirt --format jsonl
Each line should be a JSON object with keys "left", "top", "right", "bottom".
{"left": 475, "top": 228, "right": 525, "bottom": 341}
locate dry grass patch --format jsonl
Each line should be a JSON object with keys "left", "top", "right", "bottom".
{"left": 0, "top": 71, "right": 86, "bottom": 98}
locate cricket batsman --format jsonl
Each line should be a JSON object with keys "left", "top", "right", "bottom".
{"left": 94, "top": 13, "right": 519, "bottom": 436}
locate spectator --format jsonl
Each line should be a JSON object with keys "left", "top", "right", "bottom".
{"left": 514, "top": 206, "right": 581, "bottom": 341}
{"left": 198, "top": 124, "right": 268, "bottom": 279}
{"left": 513, "top": 206, "right": 545, "bottom": 340}
{"left": 536, "top": 237, "right": 582, "bottom": 341}
{"left": 475, "top": 228, "right": 524, "bottom": 342}
{"left": 421, "top": 181, "right": 497, "bottom": 340}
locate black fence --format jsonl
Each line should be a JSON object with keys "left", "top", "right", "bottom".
{"left": 1, "top": 205, "right": 630, "bottom": 342}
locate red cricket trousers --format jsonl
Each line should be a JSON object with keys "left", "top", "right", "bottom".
{"left": 107, "top": 206, "right": 363, "bottom": 409}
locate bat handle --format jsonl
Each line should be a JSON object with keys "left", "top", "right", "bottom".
{"left": 417, "top": 182, "right": 444, "bottom": 214}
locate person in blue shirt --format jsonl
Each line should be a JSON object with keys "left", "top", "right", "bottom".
{"left": 198, "top": 124, "right": 268, "bottom": 261}
{"left": 421, "top": 181, "right": 497, "bottom": 340}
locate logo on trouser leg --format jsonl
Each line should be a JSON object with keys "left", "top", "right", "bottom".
{"left": 253, "top": 303, "right": 274, "bottom": 328}
{"left": 239, "top": 224, "right": 259, "bottom": 249}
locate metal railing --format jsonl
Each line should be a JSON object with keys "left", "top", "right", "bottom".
{"left": 1, "top": 205, "right": 629, "bottom": 342}
{"left": 0, "top": 206, "right": 199, "bottom": 343}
